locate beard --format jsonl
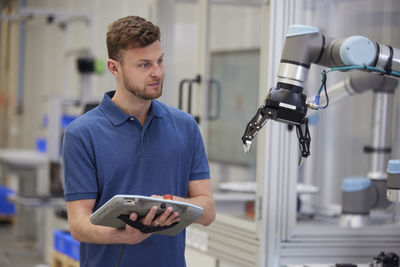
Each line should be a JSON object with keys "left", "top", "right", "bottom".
{"left": 122, "top": 75, "right": 163, "bottom": 100}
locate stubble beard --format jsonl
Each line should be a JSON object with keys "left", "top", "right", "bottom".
{"left": 123, "top": 76, "right": 163, "bottom": 100}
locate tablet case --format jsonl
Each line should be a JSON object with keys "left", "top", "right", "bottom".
{"left": 90, "top": 195, "right": 204, "bottom": 236}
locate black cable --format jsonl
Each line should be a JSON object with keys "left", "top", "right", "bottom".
{"left": 115, "top": 244, "right": 126, "bottom": 267}
{"left": 314, "top": 70, "right": 330, "bottom": 109}
{"left": 322, "top": 74, "right": 329, "bottom": 109}
{"left": 384, "top": 45, "right": 394, "bottom": 75}
{"left": 317, "top": 64, "right": 400, "bottom": 109}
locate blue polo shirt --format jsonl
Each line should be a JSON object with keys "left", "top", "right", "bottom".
{"left": 63, "top": 91, "right": 210, "bottom": 267}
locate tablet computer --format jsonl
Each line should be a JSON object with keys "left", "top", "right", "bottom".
{"left": 90, "top": 195, "right": 203, "bottom": 236}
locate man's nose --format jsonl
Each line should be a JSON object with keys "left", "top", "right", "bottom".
{"left": 151, "top": 64, "right": 163, "bottom": 77}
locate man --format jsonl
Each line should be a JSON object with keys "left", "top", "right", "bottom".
{"left": 63, "top": 16, "right": 215, "bottom": 267}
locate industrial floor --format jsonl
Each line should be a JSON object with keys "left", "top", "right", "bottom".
{"left": 0, "top": 220, "right": 48, "bottom": 267}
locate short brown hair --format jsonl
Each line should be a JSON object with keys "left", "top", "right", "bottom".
{"left": 106, "top": 16, "right": 160, "bottom": 61}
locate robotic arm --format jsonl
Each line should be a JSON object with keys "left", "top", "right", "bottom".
{"left": 242, "top": 25, "right": 400, "bottom": 163}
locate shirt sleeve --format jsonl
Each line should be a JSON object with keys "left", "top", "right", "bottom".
{"left": 62, "top": 127, "right": 98, "bottom": 201}
{"left": 190, "top": 121, "right": 210, "bottom": 180}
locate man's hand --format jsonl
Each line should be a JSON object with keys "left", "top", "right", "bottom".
{"left": 122, "top": 205, "right": 180, "bottom": 244}
{"left": 122, "top": 211, "right": 152, "bottom": 244}
{"left": 149, "top": 195, "right": 180, "bottom": 227}
{"left": 151, "top": 180, "right": 216, "bottom": 227}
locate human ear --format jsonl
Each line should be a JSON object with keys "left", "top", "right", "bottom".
{"left": 107, "top": 59, "right": 119, "bottom": 75}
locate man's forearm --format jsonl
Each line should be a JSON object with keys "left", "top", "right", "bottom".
{"left": 174, "top": 195, "right": 216, "bottom": 226}
{"left": 69, "top": 213, "right": 129, "bottom": 244}
{"left": 66, "top": 201, "right": 151, "bottom": 245}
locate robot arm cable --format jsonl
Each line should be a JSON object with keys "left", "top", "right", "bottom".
{"left": 312, "top": 65, "right": 400, "bottom": 110}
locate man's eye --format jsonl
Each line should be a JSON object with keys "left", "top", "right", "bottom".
{"left": 157, "top": 58, "right": 164, "bottom": 65}
{"left": 140, "top": 63, "right": 150, "bottom": 68}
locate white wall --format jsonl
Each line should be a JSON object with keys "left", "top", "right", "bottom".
{"left": 209, "top": 5, "right": 261, "bottom": 51}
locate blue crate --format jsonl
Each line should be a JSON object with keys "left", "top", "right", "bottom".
{"left": 53, "top": 230, "right": 79, "bottom": 261}
{"left": 0, "top": 186, "right": 16, "bottom": 215}
{"left": 54, "top": 230, "right": 68, "bottom": 254}
{"left": 65, "top": 234, "right": 80, "bottom": 261}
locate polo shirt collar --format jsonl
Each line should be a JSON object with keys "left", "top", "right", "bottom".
{"left": 99, "top": 91, "right": 166, "bottom": 127}
{"left": 150, "top": 99, "right": 167, "bottom": 118}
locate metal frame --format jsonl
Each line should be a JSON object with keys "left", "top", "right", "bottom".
{"left": 259, "top": 1, "right": 400, "bottom": 266}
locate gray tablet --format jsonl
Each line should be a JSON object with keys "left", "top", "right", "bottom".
{"left": 90, "top": 195, "right": 203, "bottom": 236}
